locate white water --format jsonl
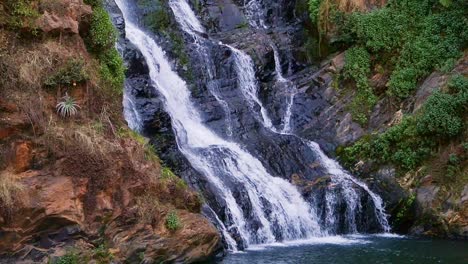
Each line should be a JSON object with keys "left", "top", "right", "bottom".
{"left": 271, "top": 44, "right": 296, "bottom": 133}
{"left": 225, "top": 44, "right": 275, "bottom": 129}
{"left": 241, "top": 0, "right": 391, "bottom": 233}
{"left": 117, "top": 0, "right": 327, "bottom": 251}
{"left": 123, "top": 91, "right": 142, "bottom": 132}
{"left": 244, "top": 0, "right": 268, "bottom": 29}
{"left": 169, "top": 0, "right": 233, "bottom": 136}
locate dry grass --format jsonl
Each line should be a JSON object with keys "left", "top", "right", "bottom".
{"left": 136, "top": 191, "right": 162, "bottom": 224}
{"left": 0, "top": 170, "right": 24, "bottom": 210}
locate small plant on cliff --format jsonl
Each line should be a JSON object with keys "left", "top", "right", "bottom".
{"left": 52, "top": 252, "right": 80, "bottom": 264}
{"left": 165, "top": 211, "right": 181, "bottom": 231}
{"left": 92, "top": 244, "right": 114, "bottom": 263}
{"left": 56, "top": 94, "right": 80, "bottom": 118}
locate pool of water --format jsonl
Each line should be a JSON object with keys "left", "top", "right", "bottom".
{"left": 222, "top": 234, "right": 468, "bottom": 264}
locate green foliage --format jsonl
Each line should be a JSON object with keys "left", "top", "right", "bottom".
{"left": 395, "top": 194, "right": 416, "bottom": 225}
{"left": 343, "top": 47, "right": 371, "bottom": 81}
{"left": 417, "top": 75, "right": 467, "bottom": 138}
{"left": 52, "top": 253, "right": 79, "bottom": 264}
{"left": 165, "top": 211, "right": 181, "bottom": 231}
{"left": 92, "top": 244, "right": 113, "bottom": 264}
{"left": 84, "top": 0, "right": 103, "bottom": 8}
{"left": 99, "top": 48, "right": 125, "bottom": 94}
{"left": 161, "top": 167, "right": 177, "bottom": 180}
{"left": 333, "top": 0, "right": 468, "bottom": 98}
{"left": 88, "top": 7, "right": 117, "bottom": 52}
{"left": 343, "top": 47, "right": 377, "bottom": 125}
{"left": 340, "top": 75, "right": 467, "bottom": 173}
{"left": 308, "top": 0, "right": 322, "bottom": 23}
{"left": 45, "top": 59, "right": 89, "bottom": 88}
{"left": 3, "top": 0, "right": 40, "bottom": 32}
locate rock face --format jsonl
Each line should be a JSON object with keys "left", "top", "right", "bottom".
{"left": 36, "top": 0, "right": 92, "bottom": 34}
{"left": 0, "top": 0, "right": 222, "bottom": 262}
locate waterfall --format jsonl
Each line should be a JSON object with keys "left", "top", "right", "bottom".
{"left": 240, "top": 0, "right": 391, "bottom": 234}
{"left": 224, "top": 44, "right": 276, "bottom": 129}
{"left": 169, "top": 0, "right": 233, "bottom": 137}
{"left": 244, "top": 0, "right": 268, "bottom": 29}
{"left": 116, "top": 0, "right": 327, "bottom": 251}
{"left": 271, "top": 44, "right": 296, "bottom": 133}
{"left": 123, "top": 91, "right": 142, "bottom": 132}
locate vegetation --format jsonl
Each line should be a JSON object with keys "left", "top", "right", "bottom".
{"left": 2, "top": 0, "right": 40, "bottom": 32}
{"left": 0, "top": 171, "right": 24, "bottom": 210}
{"left": 52, "top": 252, "right": 80, "bottom": 264}
{"left": 346, "top": 0, "right": 466, "bottom": 98}
{"left": 308, "top": 0, "right": 467, "bottom": 124}
{"left": 45, "top": 59, "right": 89, "bottom": 88}
{"left": 339, "top": 75, "right": 467, "bottom": 174}
{"left": 98, "top": 48, "right": 125, "bottom": 94}
{"left": 165, "top": 211, "right": 181, "bottom": 231}
{"left": 343, "top": 46, "right": 377, "bottom": 125}
{"left": 56, "top": 94, "right": 80, "bottom": 118}
{"left": 92, "top": 244, "right": 114, "bottom": 263}
{"left": 88, "top": 6, "right": 117, "bottom": 52}
{"left": 84, "top": 1, "right": 125, "bottom": 94}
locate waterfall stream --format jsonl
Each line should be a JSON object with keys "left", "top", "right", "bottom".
{"left": 117, "top": 0, "right": 391, "bottom": 252}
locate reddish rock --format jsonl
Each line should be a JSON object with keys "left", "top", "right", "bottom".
{"left": 13, "top": 141, "right": 33, "bottom": 173}
{"left": 35, "top": 0, "right": 92, "bottom": 34}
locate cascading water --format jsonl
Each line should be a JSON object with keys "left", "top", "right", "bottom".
{"left": 116, "top": 0, "right": 329, "bottom": 251}
{"left": 169, "top": 0, "right": 233, "bottom": 137}
{"left": 241, "top": 0, "right": 391, "bottom": 234}
{"left": 271, "top": 44, "right": 297, "bottom": 133}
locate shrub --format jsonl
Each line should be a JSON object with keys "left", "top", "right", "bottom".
{"left": 92, "top": 244, "right": 113, "bottom": 263}
{"left": 144, "top": 8, "right": 170, "bottom": 33}
{"left": 416, "top": 92, "right": 464, "bottom": 138}
{"left": 328, "top": 0, "right": 467, "bottom": 98}
{"left": 165, "top": 211, "right": 181, "bottom": 231}
{"left": 343, "top": 46, "right": 377, "bottom": 125}
{"left": 88, "top": 7, "right": 117, "bottom": 52}
{"left": 308, "top": 0, "right": 322, "bottom": 23}
{"left": 3, "top": 0, "right": 40, "bottom": 31}
{"left": 53, "top": 252, "right": 80, "bottom": 264}
{"left": 339, "top": 74, "right": 467, "bottom": 173}
{"left": 45, "top": 59, "right": 89, "bottom": 88}
{"left": 99, "top": 48, "right": 125, "bottom": 94}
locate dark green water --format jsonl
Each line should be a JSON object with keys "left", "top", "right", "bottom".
{"left": 223, "top": 234, "right": 468, "bottom": 264}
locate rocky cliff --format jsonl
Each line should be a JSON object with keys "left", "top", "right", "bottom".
{"left": 0, "top": 0, "right": 221, "bottom": 263}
